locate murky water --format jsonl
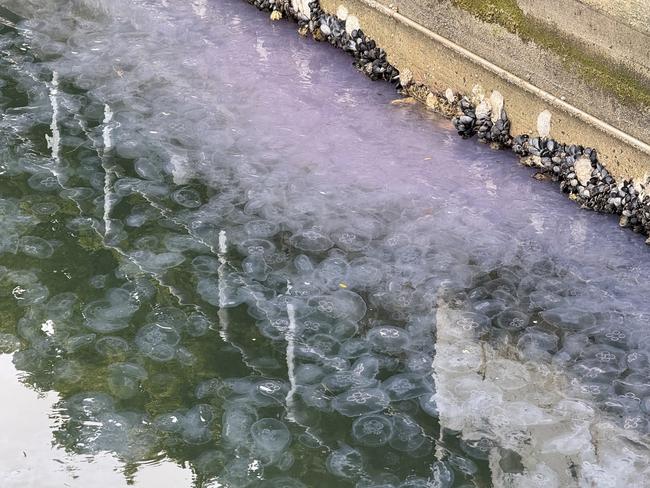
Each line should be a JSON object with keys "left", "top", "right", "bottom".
{"left": 1, "top": 0, "right": 649, "bottom": 486}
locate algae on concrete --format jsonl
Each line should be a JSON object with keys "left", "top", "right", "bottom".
{"left": 452, "top": 0, "right": 650, "bottom": 109}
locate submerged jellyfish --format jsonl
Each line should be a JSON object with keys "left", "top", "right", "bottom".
{"left": 367, "top": 326, "right": 410, "bottom": 355}
{"left": 289, "top": 230, "right": 333, "bottom": 252}
{"left": 307, "top": 290, "right": 367, "bottom": 323}
{"left": 351, "top": 414, "right": 394, "bottom": 446}
{"left": 332, "top": 388, "right": 390, "bottom": 417}
{"left": 389, "top": 414, "right": 426, "bottom": 452}
{"left": 326, "top": 445, "right": 364, "bottom": 479}
{"left": 251, "top": 418, "right": 291, "bottom": 453}
{"left": 134, "top": 323, "right": 181, "bottom": 361}
{"left": 19, "top": 236, "right": 54, "bottom": 258}
{"left": 382, "top": 373, "right": 433, "bottom": 401}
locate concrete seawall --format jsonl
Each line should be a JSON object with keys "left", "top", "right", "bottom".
{"left": 319, "top": 0, "right": 650, "bottom": 182}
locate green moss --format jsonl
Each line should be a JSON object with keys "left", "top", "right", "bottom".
{"left": 452, "top": 0, "right": 650, "bottom": 108}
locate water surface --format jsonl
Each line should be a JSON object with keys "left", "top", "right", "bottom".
{"left": 0, "top": 0, "right": 649, "bottom": 486}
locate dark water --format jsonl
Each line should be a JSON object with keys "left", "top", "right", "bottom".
{"left": 0, "top": 0, "right": 649, "bottom": 486}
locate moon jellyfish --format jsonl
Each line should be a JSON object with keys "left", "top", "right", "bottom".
{"left": 251, "top": 418, "right": 291, "bottom": 455}
{"left": 298, "top": 385, "right": 332, "bottom": 412}
{"left": 153, "top": 411, "right": 185, "bottom": 433}
{"left": 296, "top": 333, "right": 340, "bottom": 360}
{"left": 171, "top": 186, "right": 202, "bottom": 208}
{"left": 27, "top": 171, "right": 60, "bottom": 192}
{"left": 326, "top": 445, "right": 364, "bottom": 479}
{"left": 222, "top": 404, "right": 257, "bottom": 447}
{"left": 134, "top": 157, "right": 164, "bottom": 180}
{"left": 65, "top": 334, "right": 97, "bottom": 354}
{"left": 66, "top": 392, "right": 115, "bottom": 419}
{"left": 131, "top": 250, "right": 185, "bottom": 273}
{"left": 331, "top": 229, "right": 371, "bottom": 252}
{"left": 451, "top": 311, "right": 490, "bottom": 336}
{"left": 107, "top": 362, "right": 148, "bottom": 399}
{"left": 429, "top": 461, "right": 455, "bottom": 488}
{"left": 186, "top": 312, "right": 211, "bottom": 337}
{"left": 243, "top": 254, "right": 270, "bottom": 281}
{"left": 332, "top": 387, "right": 390, "bottom": 417}
{"left": 351, "top": 414, "right": 394, "bottom": 446}
{"left": 19, "top": 236, "right": 54, "bottom": 258}
{"left": 418, "top": 392, "right": 439, "bottom": 418}
{"left": 339, "top": 338, "right": 371, "bottom": 359}
{"left": 289, "top": 230, "right": 333, "bottom": 252}
{"left": 389, "top": 414, "right": 425, "bottom": 451}
{"left": 135, "top": 323, "right": 180, "bottom": 361}
{"left": 192, "top": 255, "right": 220, "bottom": 275}
{"left": 459, "top": 437, "right": 496, "bottom": 461}
{"left": 244, "top": 220, "right": 280, "bottom": 238}
{"left": 164, "top": 234, "right": 208, "bottom": 252}
{"left": 347, "top": 257, "right": 385, "bottom": 290}
{"left": 181, "top": 404, "right": 215, "bottom": 445}
{"left": 83, "top": 299, "right": 135, "bottom": 333}
{"left": 89, "top": 274, "right": 108, "bottom": 289}
{"left": 294, "top": 364, "right": 325, "bottom": 385}
{"left": 31, "top": 202, "right": 60, "bottom": 216}
{"left": 147, "top": 306, "right": 187, "bottom": 330}
{"left": 95, "top": 336, "right": 130, "bottom": 358}
{"left": 367, "top": 326, "right": 410, "bottom": 355}
{"left": 382, "top": 373, "right": 433, "bottom": 401}
{"left": 222, "top": 457, "right": 264, "bottom": 487}
{"left": 307, "top": 290, "right": 366, "bottom": 323}
{"left": 494, "top": 309, "right": 529, "bottom": 331}
{"left": 448, "top": 454, "right": 478, "bottom": 476}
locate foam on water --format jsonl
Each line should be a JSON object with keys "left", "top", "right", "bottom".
{"left": 0, "top": 0, "right": 650, "bottom": 486}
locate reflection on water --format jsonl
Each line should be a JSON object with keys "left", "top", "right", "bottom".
{"left": 0, "top": 0, "right": 649, "bottom": 486}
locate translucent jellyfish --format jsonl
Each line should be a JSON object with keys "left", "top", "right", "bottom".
{"left": 382, "top": 373, "right": 433, "bottom": 401}
{"left": 31, "top": 202, "right": 60, "bottom": 216}
{"left": 399, "top": 477, "right": 437, "bottom": 488}
{"left": 293, "top": 254, "right": 315, "bottom": 274}
{"left": 339, "top": 338, "right": 371, "bottom": 359}
{"left": 295, "top": 333, "right": 340, "bottom": 360}
{"left": 163, "top": 234, "right": 208, "bottom": 252}
{"left": 541, "top": 307, "right": 595, "bottom": 331}
{"left": 322, "top": 369, "right": 378, "bottom": 394}
{"left": 182, "top": 404, "right": 215, "bottom": 445}
{"left": 459, "top": 437, "right": 496, "bottom": 460}
{"left": 347, "top": 257, "right": 385, "bottom": 290}
{"left": 451, "top": 311, "right": 490, "bottom": 336}
{"left": 95, "top": 336, "right": 130, "bottom": 358}
{"left": 448, "top": 454, "right": 478, "bottom": 476}
{"left": 131, "top": 250, "right": 185, "bottom": 273}
{"left": 351, "top": 414, "right": 394, "bottom": 446}
{"left": 19, "top": 236, "right": 54, "bottom": 258}
{"left": 107, "top": 362, "right": 148, "bottom": 399}
{"left": 83, "top": 297, "right": 136, "bottom": 333}
{"left": 89, "top": 274, "right": 108, "bottom": 288}
{"left": 332, "top": 388, "right": 390, "bottom": 417}
{"left": 316, "top": 256, "right": 350, "bottom": 287}
{"left": 134, "top": 323, "right": 181, "bottom": 361}
{"left": 294, "top": 364, "right": 325, "bottom": 385}
{"left": 147, "top": 306, "right": 188, "bottom": 330}
{"left": 186, "top": 312, "right": 211, "bottom": 337}
{"left": 153, "top": 411, "right": 185, "bottom": 433}
{"left": 307, "top": 290, "right": 366, "bottom": 322}
{"left": 170, "top": 187, "right": 202, "bottom": 208}
{"left": 405, "top": 353, "right": 433, "bottom": 376}
{"left": 298, "top": 385, "right": 332, "bottom": 412}
{"left": 418, "top": 392, "right": 438, "bottom": 417}
{"left": 251, "top": 418, "right": 291, "bottom": 454}
{"left": 244, "top": 220, "right": 280, "bottom": 238}
{"left": 326, "top": 445, "right": 364, "bottom": 479}
{"left": 53, "top": 360, "right": 83, "bottom": 384}
{"left": 389, "top": 414, "right": 426, "bottom": 452}
{"left": 251, "top": 379, "right": 289, "bottom": 406}
{"left": 192, "top": 255, "right": 220, "bottom": 275}
{"left": 289, "top": 230, "right": 333, "bottom": 252}
{"left": 331, "top": 229, "right": 371, "bottom": 252}
{"left": 134, "top": 157, "right": 164, "bottom": 180}
{"left": 222, "top": 404, "right": 257, "bottom": 446}
{"left": 66, "top": 392, "right": 115, "bottom": 419}
{"left": 429, "top": 461, "right": 455, "bottom": 488}
{"left": 242, "top": 254, "right": 270, "bottom": 281}
{"left": 46, "top": 292, "right": 78, "bottom": 320}
{"left": 27, "top": 171, "right": 60, "bottom": 192}
{"left": 494, "top": 309, "right": 529, "bottom": 331}
{"left": 517, "top": 328, "right": 559, "bottom": 360}
{"left": 222, "top": 457, "right": 264, "bottom": 487}
{"left": 195, "top": 378, "right": 226, "bottom": 399}
{"left": 239, "top": 238, "right": 276, "bottom": 257}
{"left": 367, "top": 326, "right": 410, "bottom": 355}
